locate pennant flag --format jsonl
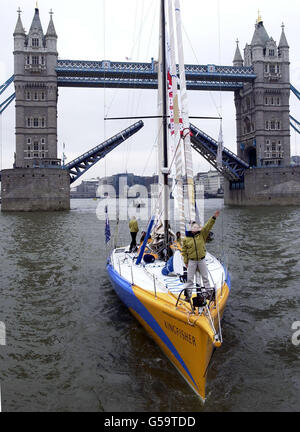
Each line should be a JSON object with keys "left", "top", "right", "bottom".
{"left": 105, "top": 205, "right": 111, "bottom": 243}
{"left": 217, "top": 122, "right": 224, "bottom": 168}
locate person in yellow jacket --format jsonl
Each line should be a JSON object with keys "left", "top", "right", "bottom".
{"left": 182, "top": 210, "right": 220, "bottom": 300}
{"left": 129, "top": 216, "right": 139, "bottom": 252}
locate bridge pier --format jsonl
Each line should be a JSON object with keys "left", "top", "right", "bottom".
{"left": 224, "top": 166, "right": 300, "bottom": 206}
{"left": 1, "top": 168, "right": 70, "bottom": 212}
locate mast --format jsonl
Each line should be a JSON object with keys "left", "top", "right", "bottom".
{"left": 168, "top": 0, "right": 185, "bottom": 239}
{"left": 161, "top": 0, "right": 170, "bottom": 256}
{"left": 174, "top": 0, "right": 196, "bottom": 224}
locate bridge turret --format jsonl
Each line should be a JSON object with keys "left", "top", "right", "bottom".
{"left": 278, "top": 23, "right": 289, "bottom": 62}
{"left": 45, "top": 11, "right": 58, "bottom": 52}
{"left": 45, "top": 11, "right": 58, "bottom": 77}
{"left": 233, "top": 40, "right": 243, "bottom": 67}
{"left": 13, "top": 9, "right": 26, "bottom": 76}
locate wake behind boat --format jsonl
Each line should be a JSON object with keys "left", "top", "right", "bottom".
{"left": 106, "top": 0, "right": 230, "bottom": 401}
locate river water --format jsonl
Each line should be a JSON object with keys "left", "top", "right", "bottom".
{"left": 0, "top": 198, "right": 299, "bottom": 412}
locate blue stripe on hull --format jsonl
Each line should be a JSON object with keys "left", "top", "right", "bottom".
{"left": 107, "top": 263, "right": 198, "bottom": 390}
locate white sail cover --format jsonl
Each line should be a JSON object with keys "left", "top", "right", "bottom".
{"left": 174, "top": 0, "right": 196, "bottom": 224}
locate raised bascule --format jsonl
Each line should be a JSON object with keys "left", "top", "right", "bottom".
{"left": 0, "top": 6, "right": 299, "bottom": 210}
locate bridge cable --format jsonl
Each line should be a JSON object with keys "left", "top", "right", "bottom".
{"left": 217, "top": 0, "right": 225, "bottom": 265}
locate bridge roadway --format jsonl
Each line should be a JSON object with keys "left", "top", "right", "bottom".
{"left": 56, "top": 59, "right": 256, "bottom": 91}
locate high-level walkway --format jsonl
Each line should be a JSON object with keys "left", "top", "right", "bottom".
{"left": 56, "top": 59, "right": 256, "bottom": 91}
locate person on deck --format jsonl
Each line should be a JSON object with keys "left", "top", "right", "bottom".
{"left": 182, "top": 211, "right": 220, "bottom": 300}
{"left": 129, "top": 216, "right": 139, "bottom": 252}
{"left": 176, "top": 231, "right": 182, "bottom": 247}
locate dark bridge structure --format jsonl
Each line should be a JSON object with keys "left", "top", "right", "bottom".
{"left": 0, "top": 7, "right": 300, "bottom": 209}
{"left": 1, "top": 65, "right": 299, "bottom": 184}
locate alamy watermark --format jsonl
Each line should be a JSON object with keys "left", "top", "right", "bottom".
{"left": 291, "top": 321, "right": 300, "bottom": 346}
{"left": 0, "top": 321, "right": 5, "bottom": 346}
{"left": 95, "top": 176, "right": 206, "bottom": 224}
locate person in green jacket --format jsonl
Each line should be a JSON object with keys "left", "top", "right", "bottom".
{"left": 182, "top": 210, "right": 220, "bottom": 300}
{"left": 129, "top": 216, "right": 139, "bottom": 252}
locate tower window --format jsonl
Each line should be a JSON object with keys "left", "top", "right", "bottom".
{"left": 32, "top": 56, "right": 39, "bottom": 65}
{"left": 33, "top": 118, "right": 39, "bottom": 127}
{"left": 34, "top": 92, "right": 38, "bottom": 101}
{"left": 269, "top": 49, "right": 275, "bottom": 57}
{"left": 41, "top": 92, "right": 45, "bottom": 100}
{"left": 26, "top": 92, "right": 31, "bottom": 100}
{"left": 32, "top": 38, "right": 39, "bottom": 47}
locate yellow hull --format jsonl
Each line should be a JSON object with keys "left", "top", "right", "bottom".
{"left": 129, "top": 282, "right": 230, "bottom": 400}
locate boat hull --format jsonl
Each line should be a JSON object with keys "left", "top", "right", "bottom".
{"left": 107, "top": 261, "right": 230, "bottom": 400}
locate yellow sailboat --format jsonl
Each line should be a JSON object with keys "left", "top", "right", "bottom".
{"left": 107, "top": 0, "right": 230, "bottom": 401}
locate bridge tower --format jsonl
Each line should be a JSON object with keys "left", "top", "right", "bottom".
{"left": 1, "top": 7, "right": 69, "bottom": 211}
{"left": 234, "top": 14, "right": 290, "bottom": 168}
{"left": 14, "top": 7, "right": 59, "bottom": 168}
{"left": 225, "top": 14, "right": 300, "bottom": 205}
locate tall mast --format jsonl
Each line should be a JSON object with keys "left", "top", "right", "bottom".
{"left": 174, "top": 0, "right": 196, "bottom": 224}
{"left": 161, "top": 0, "right": 170, "bottom": 255}
{"left": 168, "top": 0, "right": 185, "bottom": 239}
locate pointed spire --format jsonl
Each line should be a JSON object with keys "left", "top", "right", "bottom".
{"left": 233, "top": 39, "right": 243, "bottom": 66}
{"left": 251, "top": 13, "right": 269, "bottom": 46}
{"left": 28, "top": 6, "right": 44, "bottom": 36}
{"left": 279, "top": 23, "right": 289, "bottom": 48}
{"left": 46, "top": 9, "right": 57, "bottom": 38}
{"left": 14, "top": 7, "right": 25, "bottom": 36}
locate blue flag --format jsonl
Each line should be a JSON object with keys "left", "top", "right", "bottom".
{"left": 105, "top": 205, "right": 111, "bottom": 243}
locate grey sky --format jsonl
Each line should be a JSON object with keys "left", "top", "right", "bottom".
{"left": 0, "top": 0, "right": 299, "bottom": 186}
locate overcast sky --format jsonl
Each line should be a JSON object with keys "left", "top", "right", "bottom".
{"left": 0, "top": 0, "right": 299, "bottom": 185}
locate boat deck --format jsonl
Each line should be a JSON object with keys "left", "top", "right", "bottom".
{"left": 110, "top": 246, "right": 225, "bottom": 299}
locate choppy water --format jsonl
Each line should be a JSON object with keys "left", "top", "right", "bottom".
{"left": 0, "top": 198, "right": 299, "bottom": 412}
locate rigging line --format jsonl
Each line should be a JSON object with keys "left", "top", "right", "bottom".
{"left": 181, "top": 22, "right": 221, "bottom": 118}
{"left": 141, "top": 122, "right": 162, "bottom": 177}
{"left": 125, "top": 0, "right": 147, "bottom": 172}
{"left": 104, "top": 0, "right": 156, "bottom": 120}
{"left": 103, "top": 0, "right": 107, "bottom": 180}
{"left": 217, "top": 0, "right": 223, "bottom": 116}
{"left": 217, "top": 0, "right": 225, "bottom": 259}
{"left": 132, "top": 0, "right": 145, "bottom": 115}
{"left": 104, "top": 115, "right": 221, "bottom": 120}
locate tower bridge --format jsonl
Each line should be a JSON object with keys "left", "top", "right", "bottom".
{"left": 0, "top": 6, "right": 300, "bottom": 210}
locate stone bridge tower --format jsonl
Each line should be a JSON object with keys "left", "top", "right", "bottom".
{"left": 1, "top": 7, "right": 70, "bottom": 211}
{"left": 14, "top": 7, "right": 59, "bottom": 168}
{"left": 225, "top": 14, "right": 300, "bottom": 205}
{"left": 234, "top": 15, "right": 290, "bottom": 168}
